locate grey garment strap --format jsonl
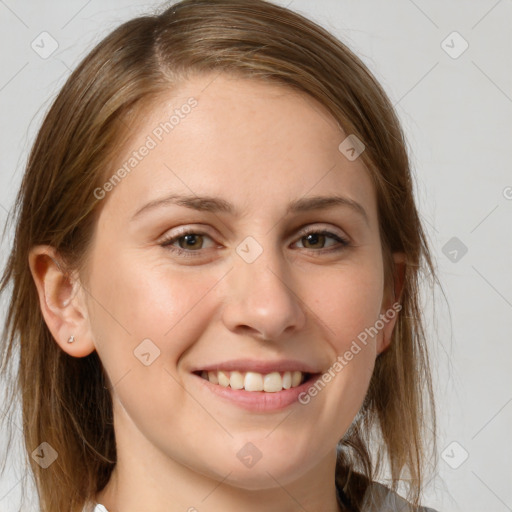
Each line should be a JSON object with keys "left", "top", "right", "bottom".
{"left": 362, "top": 481, "right": 439, "bottom": 512}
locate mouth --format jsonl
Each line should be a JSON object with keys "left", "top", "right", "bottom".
{"left": 193, "top": 369, "right": 315, "bottom": 392}
{"left": 190, "top": 359, "right": 323, "bottom": 411}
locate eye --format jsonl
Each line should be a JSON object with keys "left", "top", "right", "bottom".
{"left": 160, "top": 230, "right": 215, "bottom": 257}
{"left": 293, "top": 229, "right": 349, "bottom": 252}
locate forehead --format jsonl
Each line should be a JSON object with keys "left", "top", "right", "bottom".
{"left": 100, "top": 73, "right": 377, "bottom": 223}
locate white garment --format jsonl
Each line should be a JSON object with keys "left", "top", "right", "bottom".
{"left": 93, "top": 506, "right": 108, "bottom": 512}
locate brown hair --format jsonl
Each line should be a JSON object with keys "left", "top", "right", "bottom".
{"left": 0, "top": 1, "right": 437, "bottom": 510}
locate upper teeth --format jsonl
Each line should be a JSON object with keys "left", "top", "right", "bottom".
{"left": 200, "top": 370, "right": 304, "bottom": 392}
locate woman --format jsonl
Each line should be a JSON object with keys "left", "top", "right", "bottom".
{"left": 0, "top": 1, "right": 439, "bottom": 510}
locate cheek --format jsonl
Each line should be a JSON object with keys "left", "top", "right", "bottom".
{"left": 307, "top": 263, "right": 384, "bottom": 398}
{"left": 311, "top": 264, "right": 385, "bottom": 351}
{"left": 283, "top": 264, "right": 385, "bottom": 444}
{"left": 85, "top": 249, "right": 221, "bottom": 374}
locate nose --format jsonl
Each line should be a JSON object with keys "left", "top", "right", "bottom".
{"left": 221, "top": 244, "right": 307, "bottom": 342}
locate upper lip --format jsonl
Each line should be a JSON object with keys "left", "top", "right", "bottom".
{"left": 191, "top": 359, "right": 322, "bottom": 374}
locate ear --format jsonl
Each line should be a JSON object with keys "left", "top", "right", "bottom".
{"left": 28, "top": 245, "right": 96, "bottom": 358}
{"left": 377, "top": 252, "right": 406, "bottom": 355}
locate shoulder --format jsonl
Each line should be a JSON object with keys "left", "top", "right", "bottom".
{"left": 362, "top": 481, "right": 439, "bottom": 512}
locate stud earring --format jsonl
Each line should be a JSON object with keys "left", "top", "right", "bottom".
{"left": 67, "top": 335, "right": 76, "bottom": 344}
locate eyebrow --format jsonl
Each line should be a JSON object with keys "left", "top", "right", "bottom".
{"left": 131, "top": 193, "right": 369, "bottom": 224}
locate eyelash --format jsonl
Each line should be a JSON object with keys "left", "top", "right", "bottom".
{"left": 159, "top": 227, "right": 350, "bottom": 259}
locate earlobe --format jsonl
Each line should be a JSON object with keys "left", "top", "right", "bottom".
{"left": 28, "top": 245, "right": 96, "bottom": 358}
{"left": 377, "top": 252, "right": 407, "bottom": 355}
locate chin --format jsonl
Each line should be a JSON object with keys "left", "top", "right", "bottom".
{"left": 218, "top": 467, "right": 303, "bottom": 491}
{"left": 198, "top": 449, "right": 315, "bottom": 491}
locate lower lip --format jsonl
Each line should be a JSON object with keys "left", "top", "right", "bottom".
{"left": 192, "top": 373, "right": 320, "bottom": 412}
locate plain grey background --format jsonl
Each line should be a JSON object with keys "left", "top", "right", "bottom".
{"left": 1, "top": 1, "right": 511, "bottom": 511}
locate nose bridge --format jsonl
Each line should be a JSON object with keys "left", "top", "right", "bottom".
{"left": 221, "top": 235, "right": 306, "bottom": 340}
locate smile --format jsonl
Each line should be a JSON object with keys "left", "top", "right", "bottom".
{"left": 197, "top": 370, "right": 309, "bottom": 392}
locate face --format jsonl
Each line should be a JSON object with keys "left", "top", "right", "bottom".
{"left": 76, "top": 73, "right": 399, "bottom": 489}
